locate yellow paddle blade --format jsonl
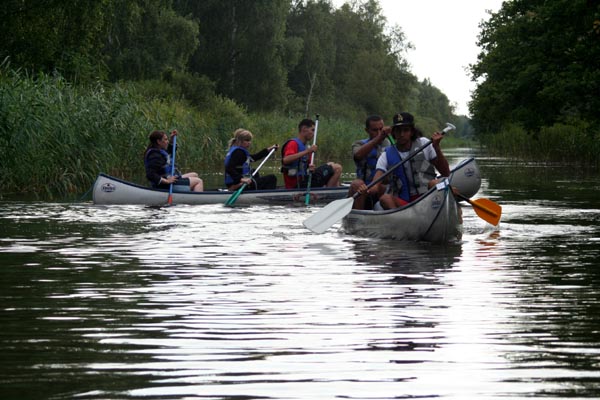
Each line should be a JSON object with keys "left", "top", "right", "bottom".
{"left": 468, "top": 198, "right": 502, "bottom": 226}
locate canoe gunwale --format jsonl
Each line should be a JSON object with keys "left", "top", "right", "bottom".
{"left": 92, "top": 173, "right": 349, "bottom": 205}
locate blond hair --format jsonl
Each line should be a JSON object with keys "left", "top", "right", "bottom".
{"left": 228, "top": 128, "right": 253, "bottom": 147}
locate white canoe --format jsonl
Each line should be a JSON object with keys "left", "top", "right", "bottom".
{"left": 92, "top": 173, "right": 348, "bottom": 206}
{"left": 341, "top": 158, "right": 481, "bottom": 243}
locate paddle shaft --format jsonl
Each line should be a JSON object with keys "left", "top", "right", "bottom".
{"left": 356, "top": 124, "right": 455, "bottom": 199}
{"left": 251, "top": 147, "right": 277, "bottom": 178}
{"left": 225, "top": 147, "right": 277, "bottom": 206}
{"left": 167, "top": 134, "right": 177, "bottom": 205}
{"left": 304, "top": 114, "right": 320, "bottom": 205}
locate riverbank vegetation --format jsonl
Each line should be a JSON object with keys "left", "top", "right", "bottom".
{"left": 470, "top": 0, "right": 600, "bottom": 165}
{"left": 1, "top": 0, "right": 467, "bottom": 197}
{"left": 1, "top": 64, "right": 469, "bottom": 197}
{"left": 2, "top": 0, "right": 598, "bottom": 197}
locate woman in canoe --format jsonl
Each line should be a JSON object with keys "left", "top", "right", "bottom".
{"left": 144, "top": 130, "right": 204, "bottom": 192}
{"left": 224, "top": 128, "right": 278, "bottom": 191}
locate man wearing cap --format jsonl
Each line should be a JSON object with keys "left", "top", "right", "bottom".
{"left": 354, "top": 112, "right": 450, "bottom": 209}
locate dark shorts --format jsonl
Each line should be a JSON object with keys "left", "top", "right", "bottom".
{"left": 299, "top": 164, "right": 334, "bottom": 188}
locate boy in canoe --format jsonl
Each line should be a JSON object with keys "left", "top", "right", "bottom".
{"left": 280, "top": 118, "right": 342, "bottom": 189}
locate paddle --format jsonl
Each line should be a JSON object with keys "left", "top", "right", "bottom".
{"left": 304, "top": 114, "right": 320, "bottom": 205}
{"left": 166, "top": 133, "right": 177, "bottom": 206}
{"left": 225, "top": 146, "right": 277, "bottom": 206}
{"left": 303, "top": 122, "right": 456, "bottom": 234}
{"left": 455, "top": 193, "right": 502, "bottom": 226}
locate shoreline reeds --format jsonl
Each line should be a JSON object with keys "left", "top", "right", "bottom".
{"left": 3, "top": 68, "right": 553, "bottom": 199}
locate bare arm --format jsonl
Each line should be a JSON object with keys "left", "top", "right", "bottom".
{"left": 282, "top": 145, "right": 316, "bottom": 165}
{"left": 353, "top": 130, "right": 389, "bottom": 161}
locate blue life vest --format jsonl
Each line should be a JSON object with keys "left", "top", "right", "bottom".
{"left": 224, "top": 146, "right": 251, "bottom": 185}
{"left": 384, "top": 146, "right": 410, "bottom": 203}
{"left": 355, "top": 138, "right": 379, "bottom": 184}
{"left": 281, "top": 138, "right": 307, "bottom": 177}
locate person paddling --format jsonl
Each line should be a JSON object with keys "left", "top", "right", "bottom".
{"left": 347, "top": 115, "right": 392, "bottom": 209}
{"left": 144, "top": 130, "right": 204, "bottom": 192}
{"left": 281, "top": 118, "right": 342, "bottom": 189}
{"left": 356, "top": 112, "right": 450, "bottom": 209}
{"left": 224, "top": 128, "right": 278, "bottom": 191}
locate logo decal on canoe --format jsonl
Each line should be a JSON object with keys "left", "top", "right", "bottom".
{"left": 464, "top": 167, "right": 475, "bottom": 177}
{"left": 431, "top": 194, "right": 443, "bottom": 209}
{"left": 101, "top": 183, "right": 116, "bottom": 193}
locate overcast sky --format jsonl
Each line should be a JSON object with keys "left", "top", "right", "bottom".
{"left": 333, "top": 0, "right": 505, "bottom": 116}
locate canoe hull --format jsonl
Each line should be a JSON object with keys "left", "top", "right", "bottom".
{"left": 449, "top": 157, "right": 481, "bottom": 198}
{"left": 342, "top": 187, "right": 462, "bottom": 243}
{"left": 340, "top": 158, "right": 480, "bottom": 242}
{"left": 92, "top": 173, "right": 348, "bottom": 206}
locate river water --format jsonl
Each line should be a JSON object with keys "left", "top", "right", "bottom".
{"left": 2, "top": 149, "right": 600, "bottom": 399}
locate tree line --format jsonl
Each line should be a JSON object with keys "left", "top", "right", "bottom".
{"left": 469, "top": 0, "right": 600, "bottom": 163}
{"left": 1, "top": 0, "right": 456, "bottom": 127}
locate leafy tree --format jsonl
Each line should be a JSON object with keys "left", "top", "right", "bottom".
{"left": 470, "top": 0, "right": 600, "bottom": 134}
{"left": 287, "top": 0, "right": 418, "bottom": 120}
{"left": 286, "top": 0, "right": 338, "bottom": 115}
{"left": 415, "top": 78, "right": 454, "bottom": 127}
{"left": 104, "top": 0, "right": 199, "bottom": 81}
{"left": 174, "top": 0, "right": 289, "bottom": 111}
{"left": 0, "top": 0, "right": 110, "bottom": 82}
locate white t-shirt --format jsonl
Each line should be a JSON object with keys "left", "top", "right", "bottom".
{"left": 375, "top": 137, "right": 437, "bottom": 195}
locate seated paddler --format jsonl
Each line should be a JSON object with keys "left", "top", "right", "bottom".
{"left": 144, "top": 130, "right": 204, "bottom": 192}
{"left": 356, "top": 112, "right": 450, "bottom": 210}
{"left": 224, "top": 128, "right": 278, "bottom": 191}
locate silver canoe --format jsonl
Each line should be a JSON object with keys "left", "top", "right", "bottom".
{"left": 341, "top": 158, "right": 481, "bottom": 243}
{"left": 92, "top": 173, "right": 348, "bottom": 206}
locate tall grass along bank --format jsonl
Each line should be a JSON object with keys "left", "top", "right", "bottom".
{"left": 1, "top": 68, "right": 470, "bottom": 199}
{"left": 480, "top": 122, "right": 600, "bottom": 166}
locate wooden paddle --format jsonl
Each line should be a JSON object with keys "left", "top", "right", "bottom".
{"left": 304, "top": 114, "right": 320, "bottom": 205}
{"left": 456, "top": 193, "right": 502, "bottom": 226}
{"left": 303, "top": 123, "right": 456, "bottom": 233}
{"left": 166, "top": 133, "right": 177, "bottom": 206}
{"left": 225, "top": 146, "right": 277, "bottom": 206}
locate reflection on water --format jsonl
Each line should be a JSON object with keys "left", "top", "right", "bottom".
{"left": 1, "top": 152, "right": 600, "bottom": 399}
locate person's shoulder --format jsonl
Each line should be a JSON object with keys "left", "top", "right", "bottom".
{"left": 352, "top": 138, "right": 366, "bottom": 149}
{"left": 284, "top": 139, "right": 299, "bottom": 152}
{"left": 145, "top": 148, "right": 161, "bottom": 158}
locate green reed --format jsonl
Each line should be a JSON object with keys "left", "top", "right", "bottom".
{"left": 480, "top": 122, "right": 600, "bottom": 165}
{"left": 0, "top": 67, "right": 472, "bottom": 198}
{"left": 0, "top": 70, "right": 320, "bottom": 197}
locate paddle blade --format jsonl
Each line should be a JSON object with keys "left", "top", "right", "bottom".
{"left": 469, "top": 198, "right": 502, "bottom": 226}
{"left": 225, "top": 184, "right": 246, "bottom": 206}
{"left": 303, "top": 197, "right": 354, "bottom": 234}
{"left": 167, "top": 193, "right": 173, "bottom": 206}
